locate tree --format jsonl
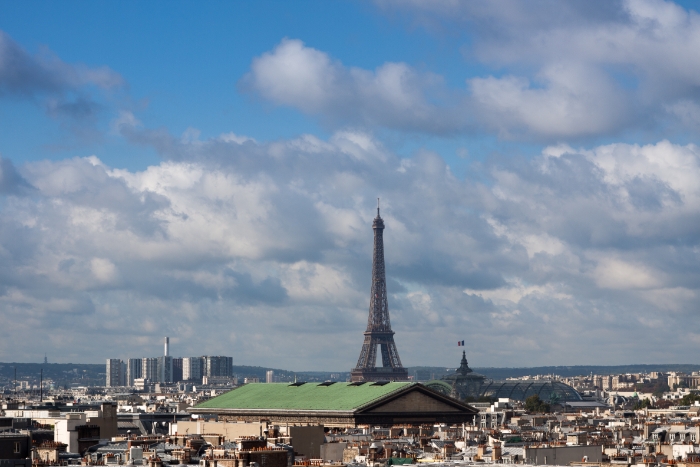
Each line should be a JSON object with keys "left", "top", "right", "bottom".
{"left": 655, "top": 399, "right": 673, "bottom": 409}
{"left": 525, "top": 395, "right": 550, "bottom": 413}
{"left": 680, "top": 393, "right": 700, "bottom": 406}
{"left": 633, "top": 398, "right": 652, "bottom": 410}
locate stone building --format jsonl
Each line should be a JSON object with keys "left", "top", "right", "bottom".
{"left": 440, "top": 351, "right": 487, "bottom": 400}
{"left": 189, "top": 381, "right": 477, "bottom": 427}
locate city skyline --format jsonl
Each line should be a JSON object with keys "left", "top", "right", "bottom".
{"left": 1, "top": 1, "right": 700, "bottom": 369}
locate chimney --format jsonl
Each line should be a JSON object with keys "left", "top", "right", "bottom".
{"left": 493, "top": 441, "right": 502, "bottom": 461}
{"left": 164, "top": 337, "right": 170, "bottom": 357}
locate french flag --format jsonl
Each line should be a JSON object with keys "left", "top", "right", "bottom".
{"left": 457, "top": 340, "right": 464, "bottom": 346}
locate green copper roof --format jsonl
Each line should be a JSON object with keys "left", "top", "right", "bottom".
{"left": 195, "top": 382, "right": 414, "bottom": 411}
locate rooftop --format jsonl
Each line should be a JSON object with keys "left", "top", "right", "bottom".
{"left": 195, "top": 382, "right": 415, "bottom": 412}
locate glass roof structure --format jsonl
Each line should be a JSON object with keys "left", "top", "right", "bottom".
{"left": 477, "top": 380, "right": 582, "bottom": 403}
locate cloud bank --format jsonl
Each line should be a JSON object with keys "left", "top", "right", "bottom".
{"left": 1, "top": 129, "right": 699, "bottom": 368}
{"left": 2, "top": 1, "right": 700, "bottom": 370}
{"left": 242, "top": 1, "right": 700, "bottom": 141}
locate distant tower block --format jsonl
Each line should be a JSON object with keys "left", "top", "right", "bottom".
{"left": 351, "top": 200, "right": 408, "bottom": 382}
{"left": 164, "top": 337, "right": 170, "bottom": 357}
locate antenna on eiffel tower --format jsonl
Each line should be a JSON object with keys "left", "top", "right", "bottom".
{"left": 377, "top": 197, "right": 380, "bottom": 217}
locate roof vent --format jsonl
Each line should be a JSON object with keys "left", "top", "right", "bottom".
{"left": 371, "top": 381, "right": 391, "bottom": 386}
{"left": 348, "top": 382, "right": 366, "bottom": 386}
{"left": 288, "top": 382, "right": 306, "bottom": 387}
{"left": 318, "top": 381, "right": 336, "bottom": 386}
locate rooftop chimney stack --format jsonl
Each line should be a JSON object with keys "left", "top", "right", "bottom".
{"left": 164, "top": 337, "right": 170, "bottom": 357}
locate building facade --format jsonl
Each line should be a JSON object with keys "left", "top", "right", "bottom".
{"left": 204, "top": 356, "right": 233, "bottom": 378}
{"left": 126, "top": 358, "right": 142, "bottom": 387}
{"left": 182, "top": 357, "right": 202, "bottom": 381}
{"left": 142, "top": 358, "right": 158, "bottom": 382}
{"left": 157, "top": 356, "right": 173, "bottom": 383}
{"left": 106, "top": 359, "right": 124, "bottom": 387}
{"left": 172, "top": 357, "right": 183, "bottom": 382}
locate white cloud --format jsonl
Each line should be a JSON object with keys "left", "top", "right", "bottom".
{"left": 369, "top": 0, "right": 700, "bottom": 140}
{"left": 218, "top": 132, "right": 256, "bottom": 145}
{"left": 242, "top": 38, "right": 463, "bottom": 134}
{"left": 469, "top": 63, "right": 629, "bottom": 139}
{"left": 593, "top": 257, "right": 661, "bottom": 290}
{"left": 2, "top": 131, "right": 700, "bottom": 367}
{"left": 90, "top": 258, "right": 118, "bottom": 283}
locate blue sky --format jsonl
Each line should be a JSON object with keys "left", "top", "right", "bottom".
{"left": 2, "top": 1, "right": 700, "bottom": 369}
{"left": 1, "top": 2, "right": 464, "bottom": 166}
{"left": 0, "top": 1, "right": 554, "bottom": 173}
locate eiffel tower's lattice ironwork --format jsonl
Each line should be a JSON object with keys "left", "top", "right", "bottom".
{"left": 351, "top": 201, "right": 408, "bottom": 382}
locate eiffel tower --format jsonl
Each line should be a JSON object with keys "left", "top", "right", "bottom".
{"left": 351, "top": 201, "right": 408, "bottom": 382}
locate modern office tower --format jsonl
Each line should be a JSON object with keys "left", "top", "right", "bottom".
{"left": 266, "top": 370, "right": 274, "bottom": 383}
{"left": 173, "top": 357, "right": 183, "bottom": 382}
{"left": 183, "top": 357, "right": 202, "bottom": 381}
{"left": 142, "top": 357, "right": 158, "bottom": 381}
{"left": 203, "top": 356, "right": 233, "bottom": 377}
{"left": 106, "top": 359, "right": 124, "bottom": 387}
{"left": 158, "top": 356, "right": 173, "bottom": 383}
{"left": 126, "top": 358, "right": 142, "bottom": 386}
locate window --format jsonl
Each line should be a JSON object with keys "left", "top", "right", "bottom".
{"left": 14, "top": 442, "right": 20, "bottom": 454}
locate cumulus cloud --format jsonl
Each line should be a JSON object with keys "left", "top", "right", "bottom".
{"left": 1, "top": 129, "right": 700, "bottom": 368}
{"left": 241, "top": 38, "right": 464, "bottom": 134}
{"left": 340, "top": 0, "right": 700, "bottom": 142}
{"left": 469, "top": 63, "right": 632, "bottom": 139}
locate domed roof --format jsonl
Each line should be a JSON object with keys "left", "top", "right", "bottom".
{"left": 423, "top": 380, "right": 453, "bottom": 394}
{"left": 442, "top": 351, "right": 486, "bottom": 382}
{"left": 429, "top": 351, "right": 582, "bottom": 403}
{"left": 478, "top": 380, "right": 582, "bottom": 402}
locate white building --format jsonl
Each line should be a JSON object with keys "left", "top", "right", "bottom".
{"left": 53, "top": 404, "right": 118, "bottom": 453}
{"left": 183, "top": 357, "right": 202, "bottom": 381}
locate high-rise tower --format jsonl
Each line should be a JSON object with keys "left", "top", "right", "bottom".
{"left": 351, "top": 201, "right": 408, "bottom": 382}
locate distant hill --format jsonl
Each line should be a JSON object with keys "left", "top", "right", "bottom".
{"left": 0, "top": 362, "right": 105, "bottom": 388}
{"left": 241, "top": 364, "right": 700, "bottom": 382}
{"left": 473, "top": 364, "right": 700, "bottom": 379}
{"left": 419, "top": 364, "right": 700, "bottom": 380}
